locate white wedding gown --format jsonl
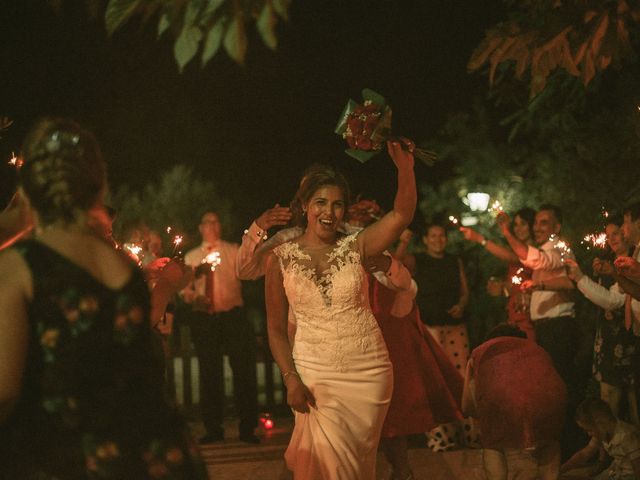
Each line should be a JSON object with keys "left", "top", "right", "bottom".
{"left": 274, "top": 233, "right": 393, "bottom": 480}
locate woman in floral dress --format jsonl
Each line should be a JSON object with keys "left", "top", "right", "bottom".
{"left": 0, "top": 118, "right": 207, "bottom": 479}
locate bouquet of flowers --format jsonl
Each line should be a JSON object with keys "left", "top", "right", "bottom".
{"left": 335, "top": 88, "right": 437, "bottom": 165}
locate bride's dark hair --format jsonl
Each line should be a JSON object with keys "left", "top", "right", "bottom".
{"left": 20, "top": 117, "right": 105, "bottom": 226}
{"left": 290, "top": 164, "right": 351, "bottom": 227}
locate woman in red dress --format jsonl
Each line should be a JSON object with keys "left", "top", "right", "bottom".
{"left": 462, "top": 323, "right": 567, "bottom": 480}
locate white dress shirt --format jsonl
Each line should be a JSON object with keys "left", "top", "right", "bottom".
{"left": 183, "top": 240, "right": 243, "bottom": 313}
{"left": 522, "top": 236, "right": 575, "bottom": 320}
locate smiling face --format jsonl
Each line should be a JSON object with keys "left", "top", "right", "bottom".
{"left": 605, "top": 223, "right": 627, "bottom": 256}
{"left": 423, "top": 225, "right": 447, "bottom": 257}
{"left": 533, "top": 209, "right": 561, "bottom": 245}
{"left": 303, "top": 185, "right": 346, "bottom": 242}
{"left": 513, "top": 214, "right": 532, "bottom": 243}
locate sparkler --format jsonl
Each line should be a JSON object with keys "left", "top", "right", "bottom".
{"left": 511, "top": 267, "right": 524, "bottom": 286}
{"left": 550, "top": 234, "right": 572, "bottom": 262}
{"left": 123, "top": 243, "right": 143, "bottom": 266}
{"left": 581, "top": 232, "right": 607, "bottom": 250}
{"left": 172, "top": 235, "right": 183, "bottom": 256}
{"left": 203, "top": 251, "right": 221, "bottom": 271}
{"left": 8, "top": 152, "right": 22, "bottom": 168}
{"left": 488, "top": 200, "right": 504, "bottom": 216}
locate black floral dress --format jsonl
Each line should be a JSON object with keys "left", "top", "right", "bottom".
{"left": 0, "top": 240, "right": 208, "bottom": 479}
{"left": 592, "top": 276, "right": 638, "bottom": 389}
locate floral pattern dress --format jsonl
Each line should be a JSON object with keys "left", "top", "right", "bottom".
{"left": 0, "top": 240, "right": 208, "bottom": 479}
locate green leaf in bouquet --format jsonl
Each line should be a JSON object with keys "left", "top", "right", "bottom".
{"left": 345, "top": 148, "right": 379, "bottom": 164}
{"left": 361, "top": 88, "right": 386, "bottom": 108}
{"left": 334, "top": 99, "right": 358, "bottom": 135}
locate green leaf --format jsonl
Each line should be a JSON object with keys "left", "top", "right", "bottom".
{"left": 157, "top": 12, "right": 170, "bottom": 38}
{"left": 257, "top": 2, "right": 277, "bottom": 50}
{"left": 105, "top": 0, "right": 142, "bottom": 36}
{"left": 200, "top": 0, "right": 225, "bottom": 27}
{"left": 201, "top": 17, "right": 226, "bottom": 66}
{"left": 272, "top": 0, "right": 291, "bottom": 21}
{"left": 345, "top": 148, "right": 380, "bottom": 163}
{"left": 361, "top": 88, "right": 386, "bottom": 107}
{"left": 174, "top": 25, "right": 203, "bottom": 71}
{"left": 223, "top": 13, "right": 248, "bottom": 64}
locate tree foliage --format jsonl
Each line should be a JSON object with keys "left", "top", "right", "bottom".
{"left": 110, "top": 165, "right": 233, "bottom": 249}
{"left": 469, "top": 0, "right": 640, "bottom": 98}
{"left": 103, "top": 0, "right": 292, "bottom": 71}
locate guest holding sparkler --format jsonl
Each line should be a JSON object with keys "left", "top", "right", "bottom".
{"left": 0, "top": 117, "right": 207, "bottom": 478}
{"left": 564, "top": 219, "right": 639, "bottom": 425}
{"left": 460, "top": 207, "right": 537, "bottom": 340}
{"left": 181, "top": 211, "right": 259, "bottom": 444}
{"left": 497, "top": 204, "right": 583, "bottom": 458}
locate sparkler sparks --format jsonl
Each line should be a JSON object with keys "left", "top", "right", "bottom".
{"left": 550, "top": 234, "right": 572, "bottom": 261}
{"left": 488, "top": 200, "right": 504, "bottom": 216}
{"left": 203, "top": 251, "right": 221, "bottom": 271}
{"left": 511, "top": 267, "right": 524, "bottom": 286}
{"left": 581, "top": 232, "right": 607, "bottom": 250}
{"left": 8, "top": 152, "right": 22, "bottom": 168}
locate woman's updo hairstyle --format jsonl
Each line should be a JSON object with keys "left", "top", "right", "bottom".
{"left": 290, "top": 164, "right": 351, "bottom": 227}
{"left": 20, "top": 118, "right": 105, "bottom": 226}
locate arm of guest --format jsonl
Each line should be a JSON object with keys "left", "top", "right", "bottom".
{"left": 236, "top": 223, "right": 299, "bottom": 280}
{"left": 560, "top": 436, "right": 600, "bottom": 473}
{"left": 236, "top": 222, "right": 271, "bottom": 280}
{"left": 576, "top": 276, "right": 625, "bottom": 311}
{"left": 0, "top": 250, "right": 31, "bottom": 424}
{"left": 614, "top": 272, "right": 640, "bottom": 301}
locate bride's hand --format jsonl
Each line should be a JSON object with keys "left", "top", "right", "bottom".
{"left": 286, "top": 376, "right": 317, "bottom": 413}
{"left": 386, "top": 138, "right": 415, "bottom": 170}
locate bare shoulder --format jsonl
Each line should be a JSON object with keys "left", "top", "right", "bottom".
{"left": 0, "top": 248, "right": 33, "bottom": 300}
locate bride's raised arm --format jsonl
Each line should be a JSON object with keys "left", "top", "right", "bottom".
{"left": 357, "top": 139, "right": 417, "bottom": 259}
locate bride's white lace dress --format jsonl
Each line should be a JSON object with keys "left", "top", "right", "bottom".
{"left": 274, "top": 233, "right": 393, "bottom": 480}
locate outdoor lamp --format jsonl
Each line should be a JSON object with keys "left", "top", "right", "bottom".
{"left": 466, "top": 192, "right": 490, "bottom": 212}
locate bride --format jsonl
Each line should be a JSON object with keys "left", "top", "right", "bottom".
{"left": 265, "top": 140, "right": 416, "bottom": 479}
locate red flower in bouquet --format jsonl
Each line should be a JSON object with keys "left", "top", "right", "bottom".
{"left": 335, "top": 88, "right": 437, "bottom": 165}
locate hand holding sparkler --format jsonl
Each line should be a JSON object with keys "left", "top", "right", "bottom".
{"left": 496, "top": 211, "right": 511, "bottom": 236}
{"left": 562, "top": 258, "right": 583, "bottom": 282}
{"left": 459, "top": 226, "right": 484, "bottom": 244}
{"left": 614, "top": 256, "right": 640, "bottom": 282}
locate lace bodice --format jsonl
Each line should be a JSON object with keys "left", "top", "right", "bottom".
{"left": 274, "top": 233, "right": 381, "bottom": 371}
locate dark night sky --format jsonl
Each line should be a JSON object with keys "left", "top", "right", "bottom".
{"left": 0, "top": 0, "right": 505, "bottom": 236}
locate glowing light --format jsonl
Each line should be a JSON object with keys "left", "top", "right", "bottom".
{"left": 125, "top": 244, "right": 142, "bottom": 255}
{"left": 488, "top": 200, "right": 504, "bottom": 216}
{"left": 264, "top": 419, "right": 274, "bottom": 429}
{"left": 8, "top": 152, "right": 22, "bottom": 168}
{"left": 511, "top": 267, "right": 524, "bottom": 286}
{"left": 166, "top": 226, "right": 172, "bottom": 234}
{"left": 581, "top": 232, "right": 607, "bottom": 250}
{"left": 448, "top": 215, "right": 459, "bottom": 226}
{"left": 550, "top": 234, "right": 572, "bottom": 261}
{"left": 466, "top": 192, "right": 491, "bottom": 212}
{"left": 173, "top": 235, "right": 183, "bottom": 247}
{"left": 203, "top": 251, "right": 221, "bottom": 271}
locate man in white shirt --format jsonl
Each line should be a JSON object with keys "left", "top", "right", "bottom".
{"left": 499, "top": 205, "right": 584, "bottom": 458}
{"left": 182, "top": 211, "right": 259, "bottom": 444}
